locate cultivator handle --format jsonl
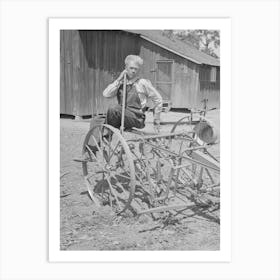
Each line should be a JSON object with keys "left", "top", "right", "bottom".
{"left": 120, "top": 73, "right": 127, "bottom": 135}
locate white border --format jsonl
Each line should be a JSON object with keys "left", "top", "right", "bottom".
{"left": 49, "top": 18, "right": 231, "bottom": 262}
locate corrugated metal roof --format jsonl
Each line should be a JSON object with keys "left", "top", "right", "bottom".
{"left": 124, "top": 30, "right": 220, "bottom": 67}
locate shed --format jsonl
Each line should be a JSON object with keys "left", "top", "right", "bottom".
{"left": 60, "top": 30, "right": 220, "bottom": 117}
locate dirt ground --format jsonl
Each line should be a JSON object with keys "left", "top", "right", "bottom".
{"left": 60, "top": 110, "right": 220, "bottom": 251}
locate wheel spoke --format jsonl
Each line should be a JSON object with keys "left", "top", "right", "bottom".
{"left": 106, "top": 176, "right": 121, "bottom": 209}
{"left": 205, "top": 168, "right": 215, "bottom": 184}
{"left": 84, "top": 177, "right": 101, "bottom": 206}
{"left": 102, "top": 136, "right": 111, "bottom": 159}
{"left": 105, "top": 140, "right": 121, "bottom": 162}
{"left": 82, "top": 125, "right": 136, "bottom": 213}
{"left": 89, "top": 134, "right": 102, "bottom": 154}
{"left": 85, "top": 145, "right": 104, "bottom": 170}
{"left": 110, "top": 174, "right": 127, "bottom": 193}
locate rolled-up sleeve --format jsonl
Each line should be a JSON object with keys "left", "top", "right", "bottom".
{"left": 142, "top": 79, "right": 163, "bottom": 122}
{"left": 103, "top": 80, "right": 120, "bottom": 98}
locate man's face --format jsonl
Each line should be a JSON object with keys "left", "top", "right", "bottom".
{"left": 125, "top": 61, "right": 140, "bottom": 79}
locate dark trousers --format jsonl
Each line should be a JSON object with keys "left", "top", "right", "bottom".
{"left": 87, "top": 105, "right": 145, "bottom": 154}
{"left": 106, "top": 104, "right": 145, "bottom": 130}
{"left": 88, "top": 105, "right": 145, "bottom": 144}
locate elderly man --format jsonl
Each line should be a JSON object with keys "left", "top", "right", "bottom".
{"left": 80, "top": 55, "right": 162, "bottom": 159}
{"left": 103, "top": 55, "right": 163, "bottom": 132}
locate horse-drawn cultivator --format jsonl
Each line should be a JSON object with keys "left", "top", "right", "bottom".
{"left": 78, "top": 112, "right": 220, "bottom": 222}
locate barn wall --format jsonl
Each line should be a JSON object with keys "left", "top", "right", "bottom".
{"left": 199, "top": 65, "right": 220, "bottom": 109}
{"left": 60, "top": 30, "right": 220, "bottom": 116}
{"left": 138, "top": 38, "right": 201, "bottom": 109}
{"left": 60, "top": 30, "right": 141, "bottom": 116}
{"left": 60, "top": 30, "right": 94, "bottom": 116}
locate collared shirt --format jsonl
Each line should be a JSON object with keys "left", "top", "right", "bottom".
{"left": 103, "top": 78, "right": 163, "bottom": 122}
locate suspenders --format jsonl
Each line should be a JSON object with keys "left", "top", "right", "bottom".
{"left": 117, "top": 78, "right": 140, "bottom": 107}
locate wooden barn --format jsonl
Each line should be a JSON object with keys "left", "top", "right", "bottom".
{"left": 60, "top": 30, "right": 220, "bottom": 117}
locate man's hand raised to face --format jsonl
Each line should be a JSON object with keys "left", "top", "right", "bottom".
{"left": 116, "top": 70, "right": 128, "bottom": 83}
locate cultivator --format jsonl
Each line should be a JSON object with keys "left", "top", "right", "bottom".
{"left": 79, "top": 113, "right": 220, "bottom": 222}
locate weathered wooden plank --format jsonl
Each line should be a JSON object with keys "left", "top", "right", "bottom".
{"left": 60, "top": 30, "right": 66, "bottom": 114}
{"left": 84, "top": 32, "right": 91, "bottom": 115}
{"left": 86, "top": 31, "right": 96, "bottom": 116}
{"left": 79, "top": 31, "right": 86, "bottom": 115}
{"left": 64, "top": 30, "right": 73, "bottom": 115}
{"left": 78, "top": 30, "right": 86, "bottom": 115}
{"left": 93, "top": 32, "right": 99, "bottom": 115}
{"left": 72, "top": 30, "right": 80, "bottom": 116}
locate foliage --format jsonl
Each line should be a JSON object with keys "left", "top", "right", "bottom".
{"left": 163, "top": 30, "right": 220, "bottom": 58}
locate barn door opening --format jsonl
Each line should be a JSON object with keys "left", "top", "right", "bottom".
{"left": 155, "top": 60, "right": 174, "bottom": 103}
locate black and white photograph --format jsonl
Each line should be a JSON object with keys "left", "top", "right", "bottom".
{"left": 58, "top": 26, "right": 223, "bottom": 252}
{"left": 48, "top": 18, "right": 231, "bottom": 262}
{"left": 1, "top": 0, "right": 280, "bottom": 279}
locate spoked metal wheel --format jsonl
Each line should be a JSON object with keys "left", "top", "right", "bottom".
{"left": 171, "top": 114, "right": 218, "bottom": 145}
{"left": 171, "top": 114, "right": 197, "bottom": 134}
{"left": 169, "top": 115, "right": 220, "bottom": 210}
{"left": 81, "top": 124, "right": 136, "bottom": 214}
{"left": 163, "top": 114, "right": 197, "bottom": 155}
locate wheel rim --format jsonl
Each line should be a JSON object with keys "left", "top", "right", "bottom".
{"left": 169, "top": 115, "right": 220, "bottom": 208}
{"left": 82, "top": 124, "right": 136, "bottom": 214}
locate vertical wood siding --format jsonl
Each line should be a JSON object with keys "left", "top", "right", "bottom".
{"left": 60, "top": 30, "right": 140, "bottom": 116}
{"left": 199, "top": 65, "right": 220, "bottom": 109}
{"left": 139, "top": 38, "right": 201, "bottom": 109}
{"left": 60, "top": 30, "right": 220, "bottom": 116}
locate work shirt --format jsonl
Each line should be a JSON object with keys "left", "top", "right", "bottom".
{"left": 103, "top": 78, "right": 163, "bottom": 122}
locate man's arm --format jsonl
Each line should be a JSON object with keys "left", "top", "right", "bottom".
{"left": 103, "top": 70, "right": 127, "bottom": 98}
{"left": 102, "top": 80, "right": 120, "bottom": 98}
{"left": 141, "top": 79, "right": 163, "bottom": 123}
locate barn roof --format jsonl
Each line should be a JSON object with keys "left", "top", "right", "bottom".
{"left": 124, "top": 30, "right": 220, "bottom": 67}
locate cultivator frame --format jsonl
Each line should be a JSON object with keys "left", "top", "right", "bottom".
{"left": 78, "top": 113, "right": 220, "bottom": 222}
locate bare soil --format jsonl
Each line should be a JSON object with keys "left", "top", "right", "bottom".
{"left": 60, "top": 111, "right": 220, "bottom": 251}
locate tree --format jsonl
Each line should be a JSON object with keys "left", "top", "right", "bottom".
{"left": 164, "top": 30, "right": 220, "bottom": 58}
{"left": 162, "top": 30, "right": 176, "bottom": 41}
